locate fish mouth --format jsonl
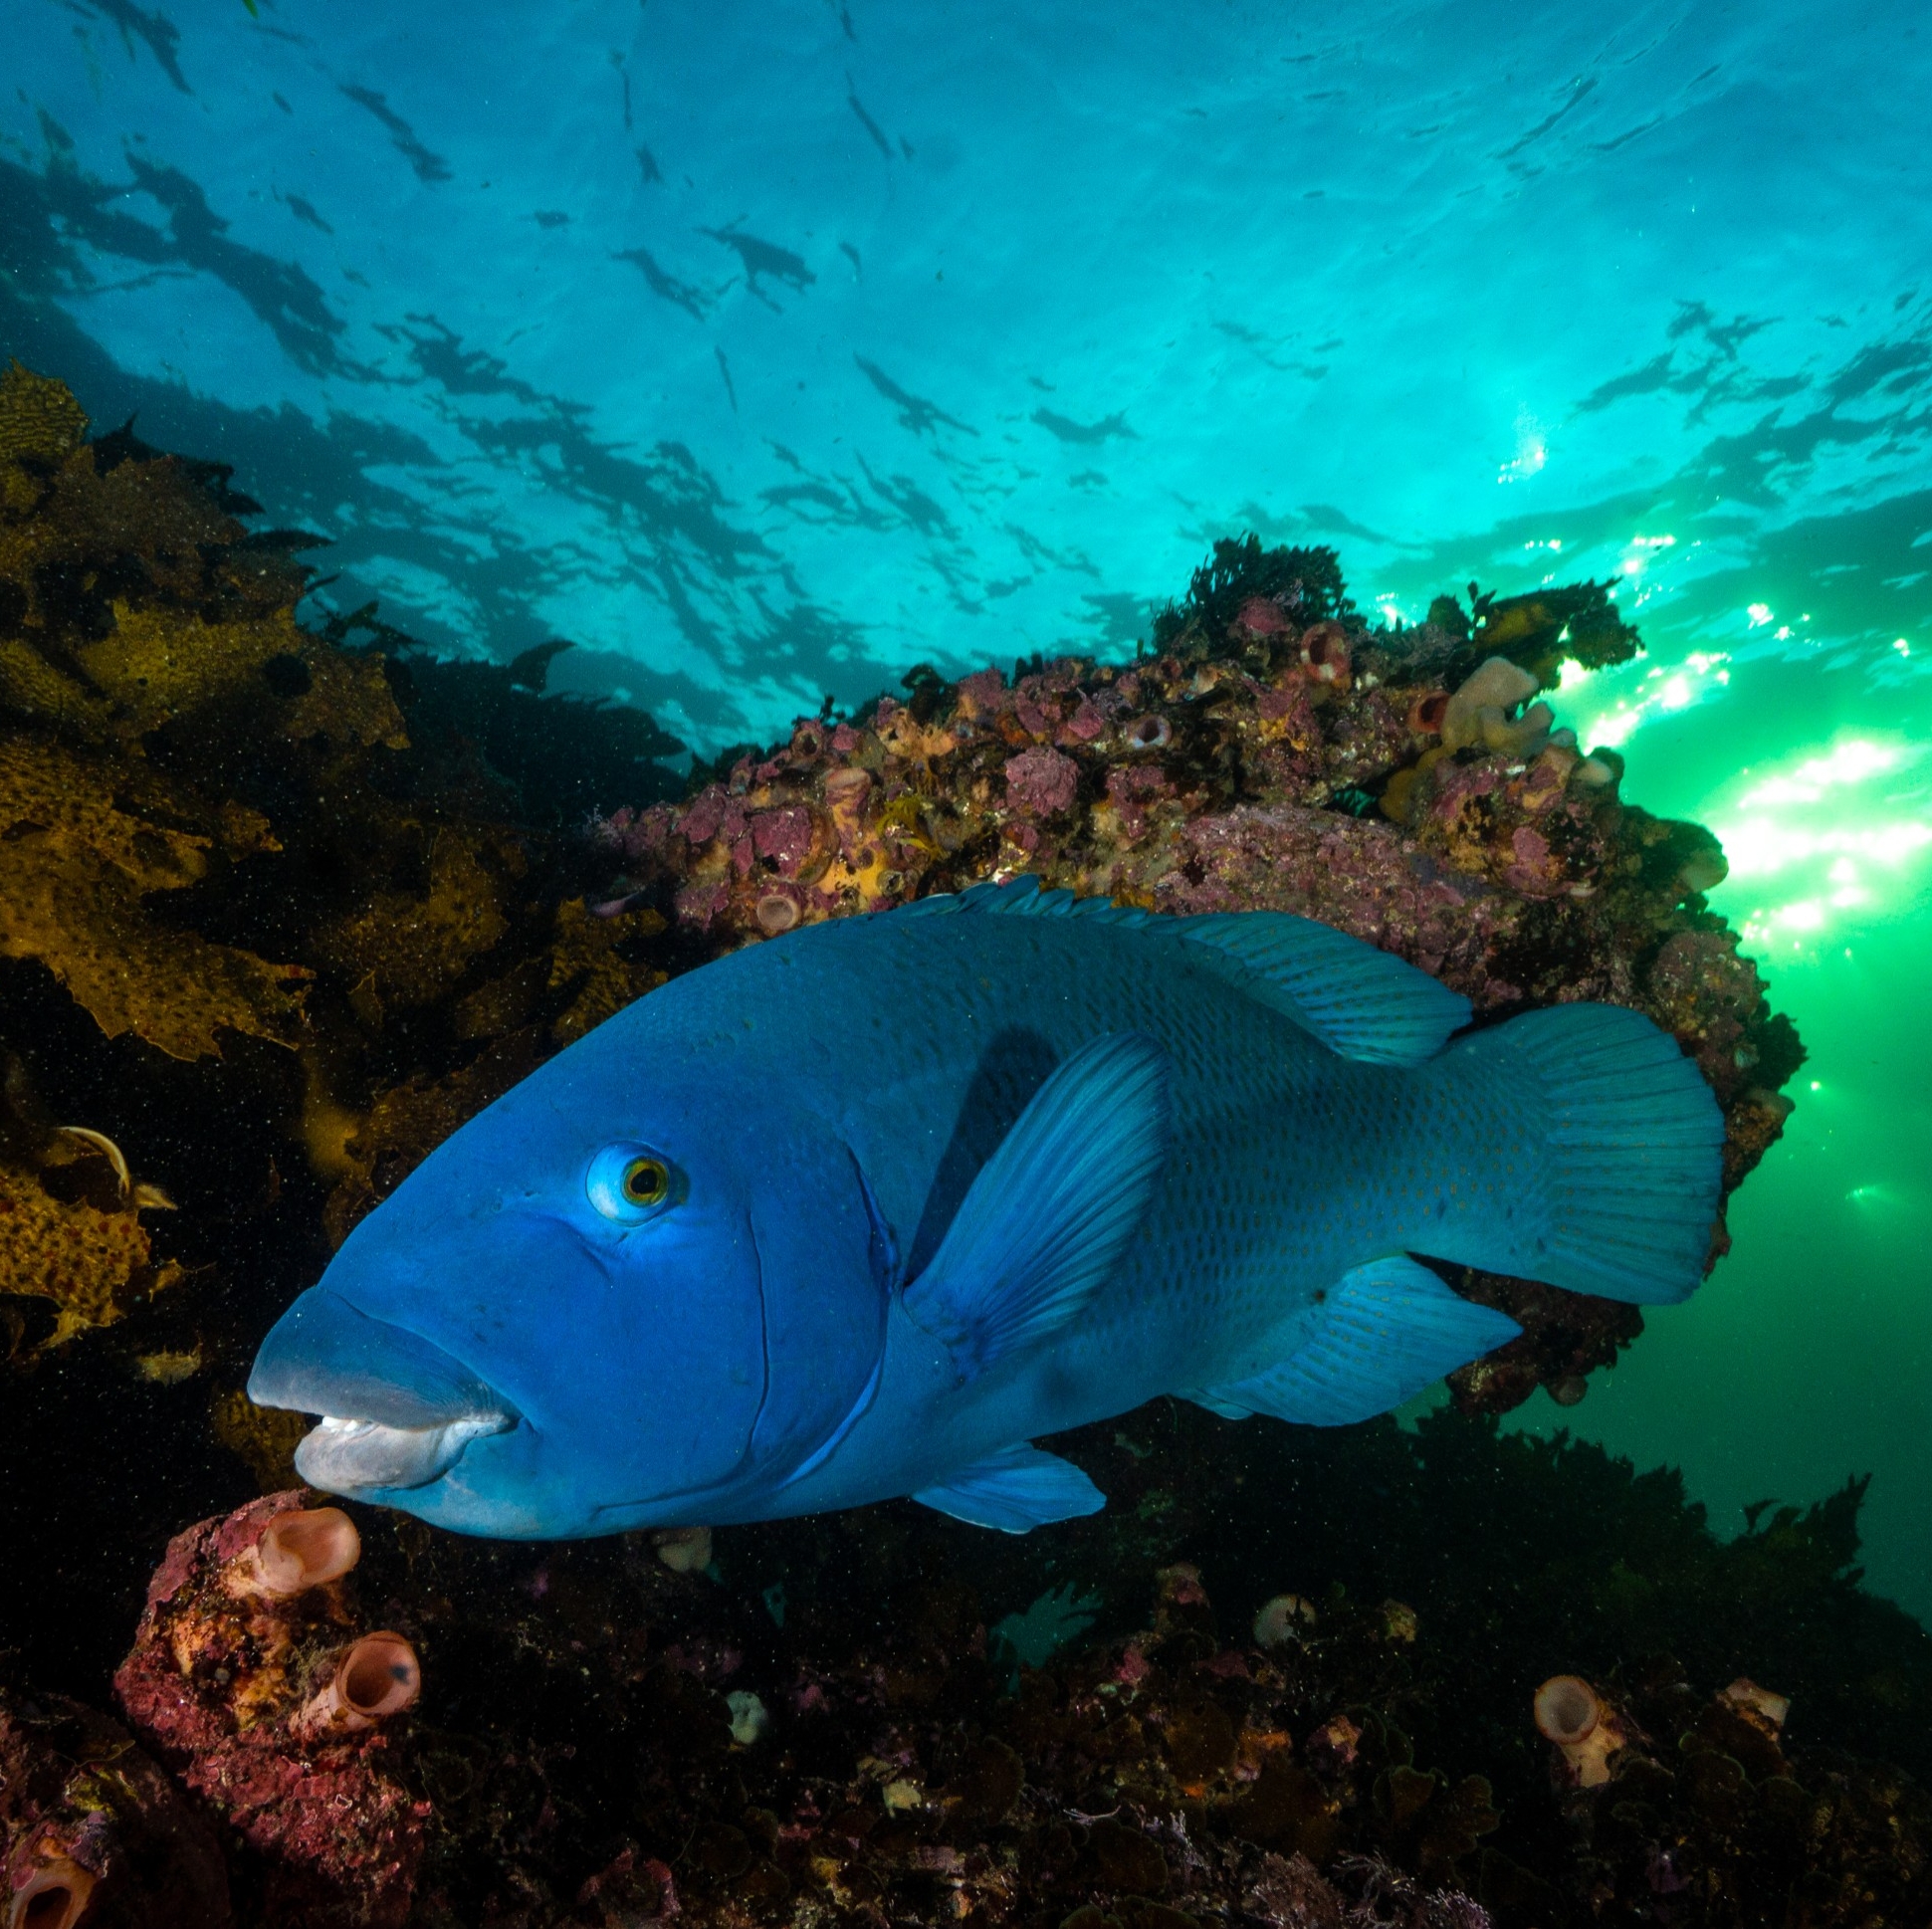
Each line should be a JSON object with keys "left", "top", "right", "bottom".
{"left": 295, "top": 1413, "right": 510, "bottom": 1492}
{"left": 250, "top": 1287, "right": 516, "bottom": 1495}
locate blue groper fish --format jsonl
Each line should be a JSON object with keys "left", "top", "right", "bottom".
{"left": 250, "top": 881, "right": 1723, "bottom": 1538}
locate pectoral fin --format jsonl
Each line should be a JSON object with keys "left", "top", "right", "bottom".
{"left": 914, "top": 1443, "right": 1106, "bottom": 1533}
{"left": 903, "top": 1031, "right": 1171, "bottom": 1379}
{"left": 1193, "top": 1255, "right": 1521, "bottom": 1426}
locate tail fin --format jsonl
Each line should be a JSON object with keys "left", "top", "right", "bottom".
{"left": 1438, "top": 1003, "right": 1725, "bottom": 1305}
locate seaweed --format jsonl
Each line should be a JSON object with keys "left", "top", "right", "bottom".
{"left": 1406, "top": 578, "right": 1643, "bottom": 692}
{"left": 1148, "top": 534, "right": 1354, "bottom": 660}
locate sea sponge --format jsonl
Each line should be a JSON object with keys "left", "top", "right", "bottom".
{"left": 8, "top": 1855, "right": 96, "bottom": 1929}
{"left": 1405, "top": 689, "right": 1450, "bottom": 736}
{"left": 223, "top": 1506, "right": 362, "bottom": 1602}
{"left": 115, "top": 1492, "right": 426, "bottom": 1925}
{"left": 1441, "top": 655, "right": 1553, "bottom": 757}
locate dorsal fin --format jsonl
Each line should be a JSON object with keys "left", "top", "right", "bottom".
{"left": 895, "top": 875, "right": 1152, "bottom": 925}
{"left": 1176, "top": 915, "right": 1470, "bottom": 1066}
{"left": 897, "top": 879, "right": 1467, "bottom": 1067}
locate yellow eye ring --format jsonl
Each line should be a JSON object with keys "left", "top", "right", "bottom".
{"left": 621, "top": 1157, "right": 669, "bottom": 1206}
{"left": 586, "top": 1146, "right": 681, "bottom": 1223}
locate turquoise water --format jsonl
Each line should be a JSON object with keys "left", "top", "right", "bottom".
{"left": 5, "top": 2, "right": 1929, "bottom": 1610}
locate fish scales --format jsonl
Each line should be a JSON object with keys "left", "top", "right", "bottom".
{"left": 250, "top": 881, "right": 1725, "bottom": 1539}
{"left": 725, "top": 916, "right": 1425, "bottom": 1389}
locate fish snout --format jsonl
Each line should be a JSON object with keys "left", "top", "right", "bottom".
{"left": 249, "top": 1287, "right": 514, "bottom": 1495}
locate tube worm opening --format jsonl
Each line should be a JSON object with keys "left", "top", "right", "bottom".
{"left": 337, "top": 1631, "right": 421, "bottom": 1721}
{"left": 1534, "top": 1674, "right": 1601, "bottom": 1746}
{"left": 9, "top": 1860, "right": 96, "bottom": 1929}
{"left": 266, "top": 1507, "right": 361, "bottom": 1593}
{"left": 754, "top": 893, "right": 801, "bottom": 937}
{"left": 1298, "top": 622, "right": 1353, "bottom": 687}
{"left": 295, "top": 1630, "right": 421, "bottom": 1738}
{"left": 1534, "top": 1675, "right": 1627, "bottom": 1788}
{"left": 1123, "top": 714, "right": 1172, "bottom": 751}
{"left": 1406, "top": 691, "right": 1450, "bottom": 735}
{"left": 227, "top": 1506, "right": 361, "bottom": 1599}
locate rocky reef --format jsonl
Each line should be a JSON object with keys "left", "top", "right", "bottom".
{"left": 5, "top": 363, "right": 1920, "bottom": 1928}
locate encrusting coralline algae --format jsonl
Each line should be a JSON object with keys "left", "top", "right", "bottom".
{"left": 12, "top": 365, "right": 1927, "bottom": 1929}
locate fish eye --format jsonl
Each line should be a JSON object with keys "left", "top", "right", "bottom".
{"left": 586, "top": 1146, "right": 681, "bottom": 1224}
{"left": 623, "top": 1158, "right": 668, "bottom": 1205}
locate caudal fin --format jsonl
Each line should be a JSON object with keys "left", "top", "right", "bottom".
{"left": 1438, "top": 1003, "right": 1725, "bottom": 1305}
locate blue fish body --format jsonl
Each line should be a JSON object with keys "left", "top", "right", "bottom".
{"left": 250, "top": 882, "right": 1724, "bottom": 1538}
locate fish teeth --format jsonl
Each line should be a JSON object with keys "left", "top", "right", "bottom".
{"left": 296, "top": 1412, "right": 508, "bottom": 1493}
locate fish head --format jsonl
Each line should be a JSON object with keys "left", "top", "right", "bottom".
{"left": 249, "top": 1042, "right": 891, "bottom": 1538}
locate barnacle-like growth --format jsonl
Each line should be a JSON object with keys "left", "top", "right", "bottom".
{"left": 294, "top": 1630, "right": 421, "bottom": 1739}
{"left": 1534, "top": 1674, "right": 1627, "bottom": 1788}
{"left": 223, "top": 1506, "right": 361, "bottom": 1601}
{"left": 7, "top": 1853, "right": 96, "bottom": 1929}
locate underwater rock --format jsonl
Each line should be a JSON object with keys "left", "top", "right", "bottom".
{"left": 113, "top": 1489, "right": 427, "bottom": 1928}
{"left": 0, "top": 1682, "right": 231, "bottom": 1928}
{"left": 78, "top": 1361, "right": 1932, "bottom": 1927}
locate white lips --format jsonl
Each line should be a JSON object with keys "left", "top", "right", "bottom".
{"left": 295, "top": 1413, "right": 511, "bottom": 1492}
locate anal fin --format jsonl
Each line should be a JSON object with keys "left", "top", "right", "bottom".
{"left": 913, "top": 1443, "right": 1106, "bottom": 1534}
{"left": 1196, "top": 1255, "right": 1520, "bottom": 1427}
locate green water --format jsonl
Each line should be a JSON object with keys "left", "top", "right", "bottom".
{"left": 1514, "top": 646, "right": 1932, "bottom": 1617}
